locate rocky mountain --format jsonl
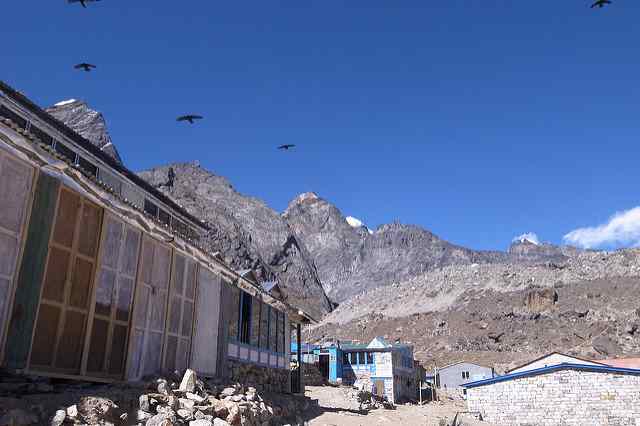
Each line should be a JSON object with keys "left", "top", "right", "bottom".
{"left": 283, "top": 192, "right": 584, "bottom": 303}
{"left": 309, "top": 249, "right": 640, "bottom": 372}
{"left": 138, "top": 163, "right": 332, "bottom": 320}
{"left": 46, "top": 99, "right": 123, "bottom": 164}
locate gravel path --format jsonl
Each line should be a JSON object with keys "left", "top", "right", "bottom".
{"left": 304, "top": 386, "right": 494, "bottom": 426}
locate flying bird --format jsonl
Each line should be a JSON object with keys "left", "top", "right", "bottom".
{"left": 590, "top": 0, "right": 612, "bottom": 8}
{"left": 74, "top": 63, "right": 96, "bottom": 72}
{"left": 278, "top": 144, "right": 296, "bottom": 151}
{"left": 177, "top": 115, "right": 203, "bottom": 124}
{"left": 68, "top": 0, "right": 101, "bottom": 8}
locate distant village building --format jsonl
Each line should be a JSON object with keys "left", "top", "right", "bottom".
{"left": 435, "top": 361, "right": 494, "bottom": 391}
{"left": 291, "top": 337, "right": 418, "bottom": 403}
{"left": 0, "top": 81, "right": 313, "bottom": 393}
{"left": 464, "top": 363, "right": 640, "bottom": 425}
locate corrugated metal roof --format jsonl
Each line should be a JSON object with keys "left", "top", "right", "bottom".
{"left": 598, "top": 358, "right": 640, "bottom": 369}
{"left": 463, "top": 363, "right": 640, "bottom": 389}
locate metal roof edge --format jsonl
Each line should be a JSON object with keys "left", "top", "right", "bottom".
{"left": 505, "top": 351, "right": 608, "bottom": 374}
{"left": 463, "top": 362, "right": 640, "bottom": 389}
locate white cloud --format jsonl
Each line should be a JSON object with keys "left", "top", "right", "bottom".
{"left": 563, "top": 206, "right": 640, "bottom": 249}
{"left": 512, "top": 232, "right": 540, "bottom": 245}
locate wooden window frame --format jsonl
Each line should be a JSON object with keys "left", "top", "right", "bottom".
{"left": 26, "top": 186, "right": 103, "bottom": 376}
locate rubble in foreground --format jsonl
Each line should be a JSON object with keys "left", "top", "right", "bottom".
{"left": 0, "top": 370, "right": 314, "bottom": 426}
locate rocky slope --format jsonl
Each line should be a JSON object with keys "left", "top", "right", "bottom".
{"left": 46, "top": 99, "right": 123, "bottom": 164}
{"left": 138, "top": 163, "right": 332, "bottom": 319}
{"left": 308, "top": 249, "right": 640, "bottom": 372}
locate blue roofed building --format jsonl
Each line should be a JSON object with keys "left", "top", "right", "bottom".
{"left": 291, "top": 336, "right": 418, "bottom": 403}
{"left": 463, "top": 362, "right": 640, "bottom": 425}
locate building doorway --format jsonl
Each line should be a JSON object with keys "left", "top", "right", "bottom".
{"left": 318, "top": 353, "right": 330, "bottom": 380}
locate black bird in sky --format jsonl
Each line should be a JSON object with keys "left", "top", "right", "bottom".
{"left": 74, "top": 63, "right": 96, "bottom": 72}
{"left": 177, "top": 115, "right": 203, "bottom": 124}
{"left": 68, "top": 0, "right": 101, "bottom": 8}
{"left": 278, "top": 144, "right": 296, "bottom": 151}
{"left": 591, "top": 0, "right": 612, "bottom": 8}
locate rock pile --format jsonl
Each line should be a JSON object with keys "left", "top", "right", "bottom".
{"left": 49, "top": 370, "right": 308, "bottom": 426}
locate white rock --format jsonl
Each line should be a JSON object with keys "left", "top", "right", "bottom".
{"left": 213, "top": 419, "right": 230, "bottom": 426}
{"left": 66, "top": 405, "right": 78, "bottom": 418}
{"left": 51, "top": 410, "right": 66, "bottom": 426}
{"left": 189, "top": 420, "right": 213, "bottom": 426}
{"left": 179, "top": 369, "right": 198, "bottom": 393}
{"left": 186, "top": 392, "right": 205, "bottom": 403}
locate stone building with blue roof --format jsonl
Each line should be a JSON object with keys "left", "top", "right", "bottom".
{"left": 463, "top": 362, "right": 640, "bottom": 425}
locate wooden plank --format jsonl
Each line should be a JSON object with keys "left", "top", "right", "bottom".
{"left": 191, "top": 266, "right": 221, "bottom": 377}
{"left": 216, "top": 280, "right": 233, "bottom": 378}
{"left": 4, "top": 173, "right": 59, "bottom": 369}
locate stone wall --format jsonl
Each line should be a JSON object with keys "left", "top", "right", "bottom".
{"left": 227, "top": 359, "right": 291, "bottom": 394}
{"left": 467, "top": 368, "right": 640, "bottom": 425}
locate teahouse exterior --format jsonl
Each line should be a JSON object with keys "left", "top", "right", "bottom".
{"left": 0, "top": 80, "right": 312, "bottom": 393}
{"left": 291, "top": 337, "right": 417, "bottom": 403}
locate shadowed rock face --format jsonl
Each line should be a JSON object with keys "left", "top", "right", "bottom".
{"left": 46, "top": 100, "right": 123, "bottom": 165}
{"left": 283, "top": 193, "right": 509, "bottom": 302}
{"left": 138, "top": 163, "right": 332, "bottom": 319}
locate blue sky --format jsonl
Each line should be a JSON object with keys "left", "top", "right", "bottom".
{"left": 3, "top": 1, "right": 640, "bottom": 251}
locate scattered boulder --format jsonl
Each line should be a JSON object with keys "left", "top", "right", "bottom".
{"left": 179, "top": 370, "right": 197, "bottom": 393}
{"left": 523, "top": 287, "right": 558, "bottom": 312}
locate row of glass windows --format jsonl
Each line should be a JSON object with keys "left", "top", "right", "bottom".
{"left": 343, "top": 351, "right": 375, "bottom": 365}
{"left": 228, "top": 287, "right": 286, "bottom": 354}
{"left": 0, "top": 104, "right": 199, "bottom": 240}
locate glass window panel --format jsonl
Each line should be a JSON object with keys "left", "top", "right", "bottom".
{"left": 121, "top": 228, "right": 140, "bottom": 276}
{"left": 185, "top": 262, "right": 196, "bottom": 299}
{"left": 70, "top": 258, "right": 93, "bottom": 309}
{"left": 101, "top": 218, "right": 123, "bottom": 269}
{"left": 78, "top": 203, "right": 101, "bottom": 257}
{"left": 78, "top": 157, "right": 97, "bottom": 177}
{"left": 53, "top": 190, "right": 80, "bottom": 248}
{"left": 239, "top": 292, "right": 251, "bottom": 344}
{"left": 42, "top": 247, "right": 70, "bottom": 302}
{"left": 151, "top": 245, "right": 170, "bottom": 290}
{"left": 168, "top": 296, "right": 181, "bottom": 334}
{"left": 165, "top": 335, "right": 178, "bottom": 373}
{"left": 87, "top": 318, "right": 108, "bottom": 372}
{"left": 29, "top": 125, "right": 54, "bottom": 146}
{"left": 259, "top": 303, "right": 269, "bottom": 350}
{"left": 228, "top": 286, "right": 240, "bottom": 342}
{"left": 250, "top": 298, "right": 261, "bottom": 347}
{"left": 115, "top": 276, "right": 134, "bottom": 321}
{"left": 173, "top": 255, "right": 185, "bottom": 296}
{"left": 94, "top": 269, "right": 115, "bottom": 317}
{"left": 54, "top": 142, "right": 77, "bottom": 164}
{"left": 0, "top": 233, "right": 18, "bottom": 276}
{"left": 55, "top": 311, "right": 86, "bottom": 370}
{"left": 30, "top": 304, "right": 61, "bottom": 366}
{"left": 181, "top": 301, "right": 194, "bottom": 337}
{"left": 278, "top": 311, "right": 285, "bottom": 354}
{"left": 158, "top": 209, "right": 170, "bottom": 226}
{"left": 143, "top": 199, "right": 158, "bottom": 218}
{"left": 269, "top": 306, "right": 277, "bottom": 351}
{"left": 108, "top": 325, "right": 128, "bottom": 375}
{"left": 0, "top": 157, "right": 32, "bottom": 233}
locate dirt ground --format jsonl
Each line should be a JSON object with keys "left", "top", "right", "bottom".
{"left": 303, "top": 386, "right": 494, "bottom": 426}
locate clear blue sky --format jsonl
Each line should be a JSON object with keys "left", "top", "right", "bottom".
{"left": 3, "top": 1, "right": 640, "bottom": 251}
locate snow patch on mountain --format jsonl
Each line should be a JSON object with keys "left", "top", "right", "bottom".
{"left": 54, "top": 99, "right": 77, "bottom": 107}
{"left": 513, "top": 232, "right": 540, "bottom": 245}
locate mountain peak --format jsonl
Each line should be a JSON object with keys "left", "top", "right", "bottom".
{"left": 46, "top": 99, "right": 123, "bottom": 165}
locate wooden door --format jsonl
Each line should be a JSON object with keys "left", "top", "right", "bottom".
{"left": 29, "top": 188, "right": 103, "bottom": 374}
{"left": 190, "top": 266, "right": 221, "bottom": 377}
{"left": 0, "top": 152, "right": 34, "bottom": 362}
{"left": 163, "top": 253, "right": 197, "bottom": 373}
{"left": 126, "top": 236, "right": 171, "bottom": 380}
{"left": 84, "top": 214, "right": 141, "bottom": 378}
{"left": 374, "top": 379, "right": 385, "bottom": 396}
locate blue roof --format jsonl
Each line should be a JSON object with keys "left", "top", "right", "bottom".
{"left": 463, "top": 363, "right": 640, "bottom": 389}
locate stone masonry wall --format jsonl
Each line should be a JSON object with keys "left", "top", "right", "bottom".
{"left": 467, "top": 369, "right": 640, "bottom": 426}
{"left": 228, "top": 359, "right": 291, "bottom": 394}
